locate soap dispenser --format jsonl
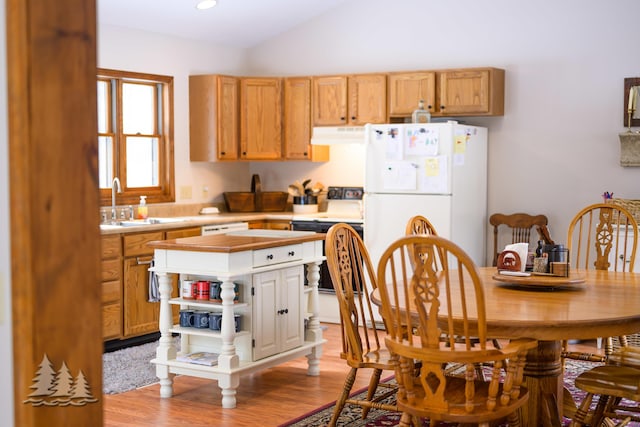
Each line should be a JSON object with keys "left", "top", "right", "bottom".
{"left": 137, "top": 196, "right": 148, "bottom": 219}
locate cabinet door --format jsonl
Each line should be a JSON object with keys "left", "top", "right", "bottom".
{"left": 252, "top": 270, "right": 279, "bottom": 360}
{"left": 312, "top": 76, "right": 348, "bottom": 126}
{"left": 217, "top": 75, "right": 240, "bottom": 160}
{"left": 388, "top": 71, "right": 436, "bottom": 117}
{"left": 348, "top": 74, "right": 387, "bottom": 125}
{"left": 123, "top": 255, "right": 159, "bottom": 337}
{"left": 283, "top": 77, "right": 312, "bottom": 160}
{"left": 189, "top": 74, "right": 239, "bottom": 161}
{"left": 438, "top": 68, "right": 504, "bottom": 116}
{"left": 279, "top": 266, "right": 304, "bottom": 353}
{"left": 240, "top": 77, "right": 282, "bottom": 160}
{"left": 252, "top": 266, "right": 303, "bottom": 360}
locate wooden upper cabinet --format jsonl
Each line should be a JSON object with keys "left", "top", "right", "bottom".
{"left": 388, "top": 71, "right": 436, "bottom": 117}
{"left": 347, "top": 74, "right": 387, "bottom": 125}
{"left": 437, "top": 68, "right": 505, "bottom": 116}
{"left": 240, "top": 77, "right": 283, "bottom": 160}
{"left": 283, "top": 77, "right": 329, "bottom": 162}
{"left": 312, "top": 76, "right": 348, "bottom": 126}
{"left": 189, "top": 75, "right": 239, "bottom": 161}
{"left": 312, "top": 74, "right": 387, "bottom": 126}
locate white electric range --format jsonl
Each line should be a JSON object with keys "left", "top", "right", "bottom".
{"left": 290, "top": 186, "right": 364, "bottom": 324}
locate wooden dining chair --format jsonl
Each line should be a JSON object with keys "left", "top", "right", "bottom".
{"left": 490, "top": 212, "right": 549, "bottom": 266}
{"left": 376, "top": 234, "right": 537, "bottom": 426}
{"left": 405, "top": 214, "right": 438, "bottom": 237}
{"left": 324, "top": 223, "right": 399, "bottom": 426}
{"left": 563, "top": 203, "right": 639, "bottom": 361}
{"left": 569, "top": 364, "right": 640, "bottom": 426}
{"left": 406, "top": 214, "right": 501, "bottom": 367}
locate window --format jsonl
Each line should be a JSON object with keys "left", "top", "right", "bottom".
{"left": 97, "top": 69, "right": 174, "bottom": 206}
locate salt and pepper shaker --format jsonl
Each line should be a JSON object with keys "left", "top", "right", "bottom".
{"left": 535, "top": 240, "right": 543, "bottom": 257}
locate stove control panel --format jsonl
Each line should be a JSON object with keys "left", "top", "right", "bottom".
{"left": 327, "top": 186, "right": 364, "bottom": 200}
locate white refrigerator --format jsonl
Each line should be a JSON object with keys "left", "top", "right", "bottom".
{"left": 363, "top": 122, "right": 488, "bottom": 268}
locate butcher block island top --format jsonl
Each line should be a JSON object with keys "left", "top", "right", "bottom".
{"left": 149, "top": 228, "right": 326, "bottom": 409}
{"left": 148, "top": 229, "right": 323, "bottom": 253}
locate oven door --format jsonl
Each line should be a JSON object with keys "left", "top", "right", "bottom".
{"left": 290, "top": 220, "right": 363, "bottom": 293}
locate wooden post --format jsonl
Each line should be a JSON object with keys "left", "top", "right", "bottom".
{"left": 7, "top": 0, "right": 102, "bottom": 425}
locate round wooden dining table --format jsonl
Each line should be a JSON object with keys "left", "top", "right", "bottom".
{"left": 372, "top": 267, "right": 640, "bottom": 427}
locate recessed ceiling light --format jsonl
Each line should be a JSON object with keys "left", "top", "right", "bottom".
{"left": 196, "top": 0, "right": 217, "bottom": 10}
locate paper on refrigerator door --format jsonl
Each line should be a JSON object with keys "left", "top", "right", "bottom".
{"left": 382, "top": 161, "right": 418, "bottom": 190}
{"left": 382, "top": 126, "right": 403, "bottom": 160}
{"left": 420, "top": 155, "right": 449, "bottom": 193}
{"left": 405, "top": 125, "right": 439, "bottom": 156}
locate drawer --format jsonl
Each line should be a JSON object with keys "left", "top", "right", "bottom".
{"left": 102, "top": 279, "right": 121, "bottom": 303}
{"left": 166, "top": 227, "right": 201, "bottom": 239}
{"left": 101, "top": 258, "right": 121, "bottom": 282}
{"left": 124, "top": 231, "right": 164, "bottom": 257}
{"left": 102, "top": 303, "right": 122, "bottom": 339}
{"left": 253, "top": 244, "right": 303, "bottom": 267}
{"left": 101, "top": 235, "right": 122, "bottom": 259}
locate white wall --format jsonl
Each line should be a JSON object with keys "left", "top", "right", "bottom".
{"left": 99, "top": 1, "right": 640, "bottom": 264}
{"left": 246, "top": 0, "right": 640, "bottom": 260}
{"left": 98, "top": 25, "right": 253, "bottom": 204}
{"left": 0, "top": 0, "right": 15, "bottom": 423}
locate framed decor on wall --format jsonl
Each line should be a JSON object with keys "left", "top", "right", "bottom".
{"left": 624, "top": 77, "right": 640, "bottom": 127}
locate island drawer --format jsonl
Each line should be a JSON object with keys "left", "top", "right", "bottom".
{"left": 252, "top": 244, "right": 303, "bottom": 267}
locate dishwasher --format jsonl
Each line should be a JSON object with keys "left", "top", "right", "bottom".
{"left": 201, "top": 222, "right": 249, "bottom": 235}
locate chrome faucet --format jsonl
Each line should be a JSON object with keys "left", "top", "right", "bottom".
{"left": 111, "top": 177, "right": 122, "bottom": 221}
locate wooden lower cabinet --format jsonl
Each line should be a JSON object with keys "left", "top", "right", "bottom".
{"left": 113, "top": 226, "right": 202, "bottom": 340}
{"left": 101, "top": 235, "right": 122, "bottom": 340}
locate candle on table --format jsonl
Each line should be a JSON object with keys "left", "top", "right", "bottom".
{"left": 629, "top": 87, "right": 636, "bottom": 111}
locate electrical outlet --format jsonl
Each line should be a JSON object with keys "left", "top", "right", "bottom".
{"left": 180, "top": 186, "right": 192, "bottom": 200}
{"left": 202, "top": 186, "right": 209, "bottom": 199}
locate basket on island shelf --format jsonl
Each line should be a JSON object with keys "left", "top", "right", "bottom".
{"left": 605, "top": 198, "right": 640, "bottom": 224}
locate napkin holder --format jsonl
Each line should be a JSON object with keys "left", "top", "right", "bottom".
{"left": 497, "top": 250, "right": 522, "bottom": 272}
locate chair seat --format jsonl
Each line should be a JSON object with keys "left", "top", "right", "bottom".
{"left": 358, "top": 348, "right": 394, "bottom": 368}
{"left": 574, "top": 365, "right": 640, "bottom": 400}
{"left": 398, "top": 375, "right": 530, "bottom": 423}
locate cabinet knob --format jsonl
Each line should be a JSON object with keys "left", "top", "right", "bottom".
{"left": 267, "top": 254, "right": 274, "bottom": 260}
{"left": 221, "top": 151, "right": 226, "bottom": 155}
{"left": 288, "top": 251, "right": 295, "bottom": 256}
{"left": 303, "top": 152, "right": 308, "bottom": 156}
{"left": 440, "top": 105, "right": 445, "bottom": 110}
{"left": 427, "top": 105, "right": 433, "bottom": 110}
{"left": 340, "top": 117, "right": 346, "bottom": 121}
{"left": 351, "top": 116, "right": 356, "bottom": 120}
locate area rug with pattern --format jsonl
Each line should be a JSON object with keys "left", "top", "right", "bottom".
{"left": 278, "top": 359, "right": 639, "bottom": 427}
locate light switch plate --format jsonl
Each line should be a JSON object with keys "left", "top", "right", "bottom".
{"left": 180, "top": 186, "right": 192, "bottom": 199}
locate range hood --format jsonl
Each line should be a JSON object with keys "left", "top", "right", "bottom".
{"left": 310, "top": 126, "right": 365, "bottom": 145}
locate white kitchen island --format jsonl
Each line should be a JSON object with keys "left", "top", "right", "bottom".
{"left": 148, "top": 229, "right": 326, "bottom": 409}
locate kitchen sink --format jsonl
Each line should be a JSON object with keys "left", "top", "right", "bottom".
{"left": 121, "top": 218, "right": 186, "bottom": 226}
{"left": 100, "top": 217, "right": 186, "bottom": 229}
{"left": 225, "top": 229, "right": 316, "bottom": 238}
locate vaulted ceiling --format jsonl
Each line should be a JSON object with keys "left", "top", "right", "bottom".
{"left": 98, "top": 0, "right": 350, "bottom": 48}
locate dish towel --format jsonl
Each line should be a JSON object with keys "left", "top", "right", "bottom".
{"left": 148, "top": 259, "right": 160, "bottom": 302}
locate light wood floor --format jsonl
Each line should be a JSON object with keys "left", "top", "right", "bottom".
{"left": 103, "top": 323, "right": 602, "bottom": 427}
